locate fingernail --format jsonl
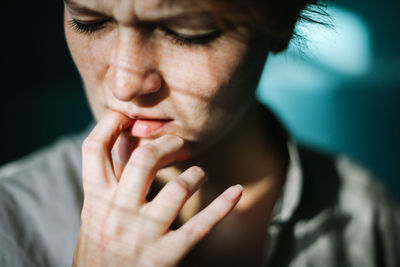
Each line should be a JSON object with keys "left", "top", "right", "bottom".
{"left": 235, "top": 184, "right": 244, "bottom": 192}
{"left": 225, "top": 185, "right": 243, "bottom": 201}
{"left": 172, "top": 135, "right": 184, "bottom": 144}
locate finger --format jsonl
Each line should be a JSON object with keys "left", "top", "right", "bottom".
{"left": 143, "top": 166, "right": 207, "bottom": 235}
{"left": 115, "top": 132, "right": 139, "bottom": 165}
{"left": 112, "top": 133, "right": 139, "bottom": 181}
{"left": 82, "top": 110, "right": 133, "bottom": 189}
{"left": 114, "top": 135, "right": 185, "bottom": 207}
{"left": 113, "top": 162, "right": 125, "bottom": 181}
{"left": 163, "top": 185, "right": 243, "bottom": 261}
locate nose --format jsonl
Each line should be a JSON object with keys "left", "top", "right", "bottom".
{"left": 105, "top": 28, "right": 162, "bottom": 101}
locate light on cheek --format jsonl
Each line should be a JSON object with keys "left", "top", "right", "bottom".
{"left": 159, "top": 40, "right": 246, "bottom": 101}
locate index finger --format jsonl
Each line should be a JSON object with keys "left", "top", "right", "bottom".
{"left": 159, "top": 185, "right": 243, "bottom": 262}
{"left": 82, "top": 110, "right": 133, "bottom": 186}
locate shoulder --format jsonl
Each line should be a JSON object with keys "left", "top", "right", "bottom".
{"left": 0, "top": 130, "right": 84, "bottom": 182}
{"left": 0, "top": 131, "right": 85, "bottom": 212}
{"left": 334, "top": 155, "right": 400, "bottom": 235}
{"left": 293, "top": 147, "right": 400, "bottom": 267}
{"left": 0, "top": 128, "right": 88, "bottom": 267}
{"left": 295, "top": 146, "right": 399, "bottom": 219}
{"left": 334, "top": 156, "right": 400, "bottom": 267}
{"left": 335, "top": 155, "right": 399, "bottom": 215}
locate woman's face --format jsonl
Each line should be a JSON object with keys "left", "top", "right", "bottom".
{"left": 64, "top": 0, "right": 268, "bottom": 155}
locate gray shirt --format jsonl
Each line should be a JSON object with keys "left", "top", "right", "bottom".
{"left": 0, "top": 128, "right": 399, "bottom": 267}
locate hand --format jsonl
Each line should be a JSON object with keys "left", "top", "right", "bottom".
{"left": 73, "top": 111, "right": 243, "bottom": 266}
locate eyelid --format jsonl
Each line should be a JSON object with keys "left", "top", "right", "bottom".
{"left": 160, "top": 26, "right": 220, "bottom": 39}
{"left": 72, "top": 18, "right": 109, "bottom": 25}
{"left": 160, "top": 26, "right": 221, "bottom": 46}
{"left": 68, "top": 18, "right": 109, "bottom": 34}
{"left": 68, "top": 17, "right": 221, "bottom": 45}
{"left": 160, "top": 25, "right": 219, "bottom": 37}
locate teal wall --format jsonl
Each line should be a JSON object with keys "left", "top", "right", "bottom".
{"left": 256, "top": 3, "right": 400, "bottom": 195}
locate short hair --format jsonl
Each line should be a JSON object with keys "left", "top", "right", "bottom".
{"left": 165, "top": 0, "right": 328, "bottom": 52}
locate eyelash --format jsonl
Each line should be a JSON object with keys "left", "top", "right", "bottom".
{"left": 68, "top": 19, "right": 220, "bottom": 46}
{"left": 68, "top": 19, "right": 107, "bottom": 34}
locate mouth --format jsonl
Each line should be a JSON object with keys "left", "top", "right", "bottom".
{"left": 130, "top": 118, "right": 173, "bottom": 138}
{"left": 108, "top": 108, "right": 173, "bottom": 138}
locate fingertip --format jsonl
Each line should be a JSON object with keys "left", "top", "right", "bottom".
{"left": 107, "top": 110, "right": 133, "bottom": 127}
{"left": 224, "top": 185, "right": 243, "bottom": 202}
{"left": 187, "top": 165, "right": 206, "bottom": 177}
{"left": 235, "top": 184, "right": 244, "bottom": 192}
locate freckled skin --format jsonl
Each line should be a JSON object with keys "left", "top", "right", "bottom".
{"left": 66, "top": 2, "right": 287, "bottom": 265}
{"left": 64, "top": 0, "right": 269, "bottom": 156}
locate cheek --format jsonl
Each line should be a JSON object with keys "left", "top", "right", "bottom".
{"left": 65, "top": 19, "right": 110, "bottom": 85}
{"left": 159, "top": 39, "right": 249, "bottom": 109}
{"left": 158, "top": 39, "right": 251, "bottom": 131}
{"left": 65, "top": 26, "right": 112, "bottom": 118}
{"left": 66, "top": 37, "right": 110, "bottom": 85}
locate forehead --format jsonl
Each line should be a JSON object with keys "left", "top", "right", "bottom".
{"left": 65, "top": 0, "right": 200, "bottom": 22}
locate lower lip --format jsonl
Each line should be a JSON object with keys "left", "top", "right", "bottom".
{"left": 130, "top": 119, "right": 172, "bottom": 138}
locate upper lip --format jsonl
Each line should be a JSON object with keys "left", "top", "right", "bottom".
{"left": 111, "top": 109, "right": 172, "bottom": 121}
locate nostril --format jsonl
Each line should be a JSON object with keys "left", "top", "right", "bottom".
{"left": 141, "top": 71, "right": 163, "bottom": 94}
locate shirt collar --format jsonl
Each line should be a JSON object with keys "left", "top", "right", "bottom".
{"left": 272, "top": 139, "right": 304, "bottom": 223}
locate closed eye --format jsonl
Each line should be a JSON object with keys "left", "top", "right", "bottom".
{"left": 68, "top": 19, "right": 107, "bottom": 34}
{"left": 159, "top": 26, "right": 221, "bottom": 46}
{"left": 68, "top": 19, "right": 221, "bottom": 46}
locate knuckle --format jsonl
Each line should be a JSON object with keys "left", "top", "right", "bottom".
{"left": 168, "top": 179, "right": 191, "bottom": 198}
{"left": 108, "top": 110, "right": 125, "bottom": 121}
{"left": 80, "top": 207, "right": 91, "bottom": 223}
{"left": 82, "top": 137, "right": 103, "bottom": 154}
{"left": 163, "top": 134, "right": 183, "bottom": 144}
{"left": 184, "top": 221, "right": 207, "bottom": 241}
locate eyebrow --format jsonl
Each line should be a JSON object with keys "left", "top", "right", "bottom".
{"left": 64, "top": 0, "right": 106, "bottom": 16}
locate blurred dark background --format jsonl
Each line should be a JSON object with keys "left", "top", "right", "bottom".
{"left": 2, "top": 0, "right": 92, "bottom": 165}
{"left": 3, "top": 0, "right": 400, "bottom": 194}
